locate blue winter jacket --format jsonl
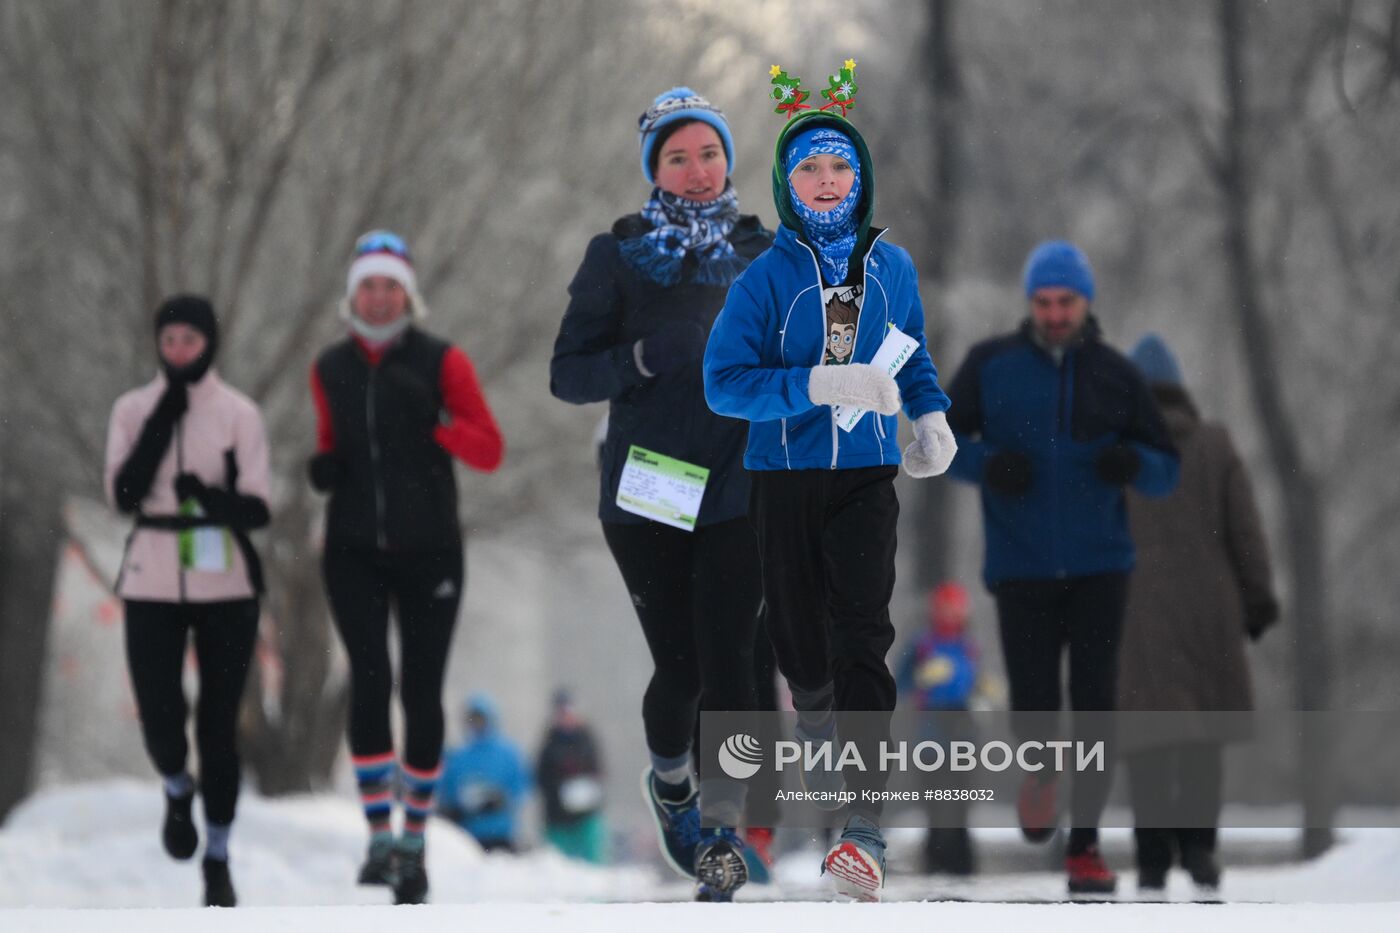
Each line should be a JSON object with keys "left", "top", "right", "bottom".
{"left": 945, "top": 319, "right": 1179, "bottom": 585}
{"left": 551, "top": 213, "right": 773, "bottom": 525}
{"left": 439, "top": 703, "right": 531, "bottom": 846}
{"left": 703, "top": 224, "right": 950, "bottom": 470}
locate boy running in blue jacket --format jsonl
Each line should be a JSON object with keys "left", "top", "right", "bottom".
{"left": 703, "top": 62, "right": 958, "bottom": 901}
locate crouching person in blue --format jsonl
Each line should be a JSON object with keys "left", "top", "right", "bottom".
{"left": 943, "top": 240, "right": 1179, "bottom": 895}
{"left": 439, "top": 694, "right": 531, "bottom": 853}
{"left": 703, "top": 62, "right": 958, "bottom": 902}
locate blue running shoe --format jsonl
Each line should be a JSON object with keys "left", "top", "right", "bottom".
{"left": 694, "top": 828, "right": 749, "bottom": 902}
{"left": 641, "top": 767, "right": 701, "bottom": 879}
{"left": 822, "top": 814, "right": 886, "bottom": 902}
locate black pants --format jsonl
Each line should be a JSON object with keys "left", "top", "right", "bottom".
{"left": 323, "top": 545, "right": 463, "bottom": 771}
{"left": 993, "top": 572, "right": 1128, "bottom": 849}
{"left": 751, "top": 466, "right": 900, "bottom": 811}
{"left": 602, "top": 517, "right": 762, "bottom": 761}
{"left": 123, "top": 599, "right": 259, "bottom": 825}
{"left": 1126, "top": 742, "right": 1224, "bottom": 870}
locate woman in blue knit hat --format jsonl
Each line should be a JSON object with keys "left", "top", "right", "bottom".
{"left": 550, "top": 87, "right": 772, "bottom": 901}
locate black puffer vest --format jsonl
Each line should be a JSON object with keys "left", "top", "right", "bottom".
{"left": 316, "top": 328, "right": 460, "bottom": 551}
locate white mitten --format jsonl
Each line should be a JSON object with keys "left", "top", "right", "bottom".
{"left": 903, "top": 410, "right": 958, "bottom": 478}
{"left": 807, "top": 363, "right": 901, "bottom": 415}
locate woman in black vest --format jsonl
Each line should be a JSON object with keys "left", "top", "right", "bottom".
{"left": 308, "top": 230, "right": 503, "bottom": 905}
{"left": 550, "top": 87, "right": 771, "bottom": 901}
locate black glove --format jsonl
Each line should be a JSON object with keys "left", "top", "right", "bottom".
{"left": 174, "top": 465, "right": 270, "bottom": 531}
{"left": 308, "top": 451, "right": 343, "bottom": 492}
{"left": 111, "top": 383, "right": 189, "bottom": 513}
{"left": 637, "top": 321, "right": 708, "bottom": 377}
{"left": 1246, "top": 596, "right": 1280, "bottom": 642}
{"left": 984, "top": 449, "right": 1033, "bottom": 496}
{"left": 1095, "top": 441, "right": 1142, "bottom": 485}
{"left": 174, "top": 472, "right": 206, "bottom": 503}
{"left": 154, "top": 379, "right": 189, "bottom": 421}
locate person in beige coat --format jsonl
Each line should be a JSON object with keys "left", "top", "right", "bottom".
{"left": 104, "top": 295, "right": 271, "bottom": 908}
{"left": 1117, "top": 333, "right": 1279, "bottom": 894}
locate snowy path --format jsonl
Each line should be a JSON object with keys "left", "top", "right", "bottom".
{"left": 2, "top": 781, "right": 1398, "bottom": 930}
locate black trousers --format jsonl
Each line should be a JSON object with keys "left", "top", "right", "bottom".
{"left": 603, "top": 516, "right": 762, "bottom": 761}
{"left": 123, "top": 599, "right": 259, "bottom": 825}
{"left": 751, "top": 466, "right": 900, "bottom": 812}
{"left": 993, "top": 572, "right": 1128, "bottom": 848}
{"left": 1126, "top": 742, "right": 1224, "bottom": 869}
{"left": 323, "top": 545, "right": 463, "bottom": 771}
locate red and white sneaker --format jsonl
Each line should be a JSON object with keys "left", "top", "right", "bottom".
{"left": 1017, "top": 774, "right": 1057, "bottom": 843}
{"left": 822, "top": 817, "right": 886, "bottom": 902}
{"left": 1066, "top": 844, "right": 1118, "bottom": 895}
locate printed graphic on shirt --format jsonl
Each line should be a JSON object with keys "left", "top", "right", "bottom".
{"left": 823, "top": 284, "right": 864, "bottom": 365}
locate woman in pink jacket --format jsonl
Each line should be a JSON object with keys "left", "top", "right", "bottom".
{"left": 103, "top": 295, "right": 271, "bottom": 908}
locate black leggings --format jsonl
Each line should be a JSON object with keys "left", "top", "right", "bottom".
{"left": 993, "top": 572, "right": 1128, "bottom": 846}
{"left": 323, "top": 545, "right": 462, "bottom": 771}
{"left": 123, "top": 599, "right": 259, "bottom": 825}
{"left": 602, "top": 517, "right": 762, "bottom": 760}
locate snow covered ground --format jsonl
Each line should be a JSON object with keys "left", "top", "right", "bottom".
{"left": 1, "top": 781, "right": 1397, "bottom": 930}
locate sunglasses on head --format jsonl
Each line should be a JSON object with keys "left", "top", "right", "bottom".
{"left": 354, "top": 230, "right": 411, "bottom": 260}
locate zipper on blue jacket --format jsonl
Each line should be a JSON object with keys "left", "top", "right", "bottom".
{"left": 1050, "top": 351, "right": 1074, "bottom": 577}
{"left": 791, "top": 229, "right": 891, "bottom": 471}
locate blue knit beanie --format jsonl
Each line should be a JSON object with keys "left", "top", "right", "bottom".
{"left": 1023, "top": 240, "right": 1095, "bottom": 302}
{"left": 1129, "top": 333, "right": 1184, "bottom": 387}
{"left": 638, "top": 87, "right": 735, "bottom": 184}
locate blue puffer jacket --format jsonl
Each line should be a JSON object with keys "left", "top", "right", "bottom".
{"left": 703, "top": 225, "right": 950, "bottom": 470}
{"left": 945, "top": 319, "right": 1179, "bottom": 586}
{"left": 704, "top": 109, "right": 950, "bottom": 471}
{"left": 440, "top": 696, "right": 531, "bottom": 845}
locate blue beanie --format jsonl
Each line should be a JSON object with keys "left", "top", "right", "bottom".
{"left": 638, "top": 87, "right": 735, "bottom": 185}
{"left": 783, "top": 124, "right": 858, "bottom": 178}
{"left": 1129, "top": 333, "right": 1184, "bottom": 387}
{"left": 1023, "top": 240, "right": 1095, "bottom": 301}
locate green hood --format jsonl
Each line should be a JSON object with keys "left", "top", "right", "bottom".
{"left": 771, "top": 110, "right": 876, "bottom": 247}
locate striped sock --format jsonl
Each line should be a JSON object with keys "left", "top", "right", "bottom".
{"left": 400, "top": 761, "right": 442, "bottom": 838}
{"left": 352, "top": 751, "right": 398, "bottom": 835}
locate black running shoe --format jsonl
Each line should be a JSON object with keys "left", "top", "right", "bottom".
{"left": 393, "top": 837, "right": 428, "bottom": 905}
{"left": 202, "top": 857, "right": 237, "bottom": 908}
{"left": 357, "top": 834, "right": 397, "bottom": 886}
{"left": 694, "top": 829, "right": 748, "bottom": 902}
{"left": 162, "top": 791, "right": 198, "bottom": 861}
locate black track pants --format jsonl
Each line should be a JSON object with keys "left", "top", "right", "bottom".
{"left": 123, "top": 599, "right": 259, "bottom": 825}
{"left": 602, "top": 517, "right": 762, "bottom": 761}
{"left": 323, "top": 545, "right": 462, "bottom": 772}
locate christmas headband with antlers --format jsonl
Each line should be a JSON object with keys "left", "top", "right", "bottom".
{"left": 769, "top": 59, "right": 859, "bottom": 120}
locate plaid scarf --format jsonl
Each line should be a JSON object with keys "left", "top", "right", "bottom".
{"left": 618, "top": 183, "right": 747, "bottom": 287}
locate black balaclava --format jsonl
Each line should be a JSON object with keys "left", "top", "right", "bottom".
{"left": 154, "top": 294, "right": 219, "bottom": 384}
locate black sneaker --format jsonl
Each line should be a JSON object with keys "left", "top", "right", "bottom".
{"left": 393, "top": 837, "right": 428, "bottom": 905}
{"left": 162, "top": 791, "right": 198, "bottom": 861}
{"left": 357, "top": 834, "right": 397, "bottom": 886}
{"left": 202, "top": 857, "right": 237, "bottom": 907}
{"left": 693, "top": 829, "right": 749, "bottom": 902}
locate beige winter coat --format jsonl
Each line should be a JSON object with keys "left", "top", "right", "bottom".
{"left": 104, "top": 371, "right": 270, "bottom": 602}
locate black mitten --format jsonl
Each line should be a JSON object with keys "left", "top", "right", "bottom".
{"left": 308, "top": 451, "right": 343, "bottom": 492}
{"left": 1095, "top": 442, "right": 1142, "bottom": 485}
{"left": 1246, "top": 596, "right": 1280, "bottom": 642}
{"left": 984, "top": 449, "right": 1033, "bottom": 496}
{"left": 174, "top": 467, "right": 269, "bottom": 531}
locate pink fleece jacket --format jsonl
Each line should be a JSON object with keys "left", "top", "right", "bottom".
{"left": 104, "top": 371, "right": 270, "bottom": 602}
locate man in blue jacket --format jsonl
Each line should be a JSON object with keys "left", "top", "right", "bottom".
{"left": 944, "top": 240, "right": 1178, "bottom": 895}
